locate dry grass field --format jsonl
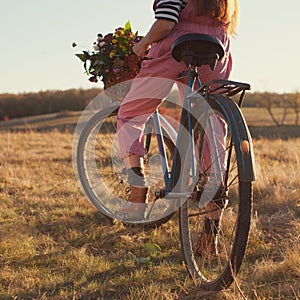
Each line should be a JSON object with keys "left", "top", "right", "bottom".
{"left": 0, "top": 129, "right": 299, "bottom": 299}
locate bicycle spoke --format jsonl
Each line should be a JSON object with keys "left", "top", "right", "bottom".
{"left": 75, "top": 107, "right": 175, "bottom": 226}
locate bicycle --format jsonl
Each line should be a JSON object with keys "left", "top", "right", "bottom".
{"left": 74, "top": 33, "right": 255, "bottom": 290}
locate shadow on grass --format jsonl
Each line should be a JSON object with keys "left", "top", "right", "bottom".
{"left": 8, "top": 209, "right": 185, "bottom": 298}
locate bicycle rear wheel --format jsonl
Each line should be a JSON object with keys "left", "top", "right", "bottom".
{"left": 74, "top": 105, "right": 175, "bottom": 227}
{"left": 178, "top": 94, "right": 254, "bottom": 290}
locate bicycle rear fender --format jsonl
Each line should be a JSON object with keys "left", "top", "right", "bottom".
{"left": 208, "top": 94, "right": 256, "bottom": 182}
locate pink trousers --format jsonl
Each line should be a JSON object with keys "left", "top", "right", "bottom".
{"left": 117, "top": 22, "right": 232, "bottom": 183}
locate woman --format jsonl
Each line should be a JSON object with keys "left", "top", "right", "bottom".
{"left": 117, "top": 0, "right": 239, "bottom": 254}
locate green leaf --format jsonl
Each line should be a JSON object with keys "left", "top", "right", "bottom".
{"left": 144, "top": 243, "right": 161, "bottom": 254}
{"left": 136, "top": 256, "right": 151, "bottom": 264}
{"left": 124, "top": 20, "right": 131, "bottom": 32}
{"left": 75, "top": 53, "right": 87, "bottom": 62}
{"left": 75, "top": 50, "right": 91, "bottom": 62}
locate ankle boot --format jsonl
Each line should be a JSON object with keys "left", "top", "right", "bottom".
{"left": 194, "top": 217, "right": 220, "bottom": 256}
{"left": 128, "top": 186, "right": 149, "bottom": 203}
{"left": 193, "top": 232, "right": 217, "bottom": 256}
{"left": 117, "top": 186, "right": 148, "bottom": 221}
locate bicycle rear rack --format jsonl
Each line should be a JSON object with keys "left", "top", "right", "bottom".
{"left": 196, "top": 79, "right": 251, "bottom": 107}
{"left": 200, "top": 79, "right": 250, "bottom": 96}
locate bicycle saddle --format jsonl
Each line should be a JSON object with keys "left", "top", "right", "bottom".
{"left": 171, "top": 34, "right": 225, "bottom": 70}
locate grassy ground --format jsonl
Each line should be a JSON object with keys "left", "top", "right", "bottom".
{"left": 0, "top": 130, "right": 299, "bottom": 299}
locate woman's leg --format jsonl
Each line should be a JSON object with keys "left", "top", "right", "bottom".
{"left": 195, "top": 115, "right": 228, "bottom": 255}
{"left": 117, "top": 81, "right": 169, "bottom": 205}
{"left": 117, "top": 55, "right": 183, "bottom": 208}
{"left": 123, "top": 155, "right": 147, "bottom": 204}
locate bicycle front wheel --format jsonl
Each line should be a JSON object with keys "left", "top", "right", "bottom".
{"left": 178, "top": 94, "right": 254, "bottom": 290}
{"left": 74, "top": 105, "right": 175, "bottom": 227}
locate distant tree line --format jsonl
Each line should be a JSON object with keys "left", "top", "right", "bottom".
{"left": 165, "top": 90, "right": 300, "bottom": 126}
{"left": 0, "top": 88, "right": 299, "bottom": 125}
{"left": 0, "top": 88, "right": 101, "bottom": 120}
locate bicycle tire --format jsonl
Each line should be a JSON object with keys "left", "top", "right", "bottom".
{"left": 177, "top": 94, "right": 254, "bottom": 290}
{"left": 74, "top": 105, "right": 175, "bottom": 227}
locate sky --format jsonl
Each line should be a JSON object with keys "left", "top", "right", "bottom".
{"left": 1, "top": 0, "right": 300, "bottom": 94}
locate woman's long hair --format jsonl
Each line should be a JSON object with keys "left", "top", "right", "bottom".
{"left": 195, "top": 0, "right": 239, "bottom": 35}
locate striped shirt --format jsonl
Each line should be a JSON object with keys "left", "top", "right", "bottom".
{"left": 154, "top": 0, "right": 188, "bottom": 23}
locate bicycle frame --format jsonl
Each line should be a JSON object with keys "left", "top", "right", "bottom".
{"left": 149, "top": 69, "right": 255, "bottom": 201}
{"left": 151, "top": 67, "right": 203, "bottom": 197}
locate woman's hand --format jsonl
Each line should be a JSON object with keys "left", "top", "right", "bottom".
{"left": 133, "top": 39, "right": 150, "bottom": 58}
{"left": 133, "top": 19, "right": 175, "bottom": 57}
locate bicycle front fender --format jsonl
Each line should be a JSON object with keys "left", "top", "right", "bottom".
{"left": 209, "top": 94, "right": 256, "bottom": 182}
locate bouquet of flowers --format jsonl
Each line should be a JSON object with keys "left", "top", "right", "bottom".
{"left": 74, "top": 21, "right": 143, "bottom": 100}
